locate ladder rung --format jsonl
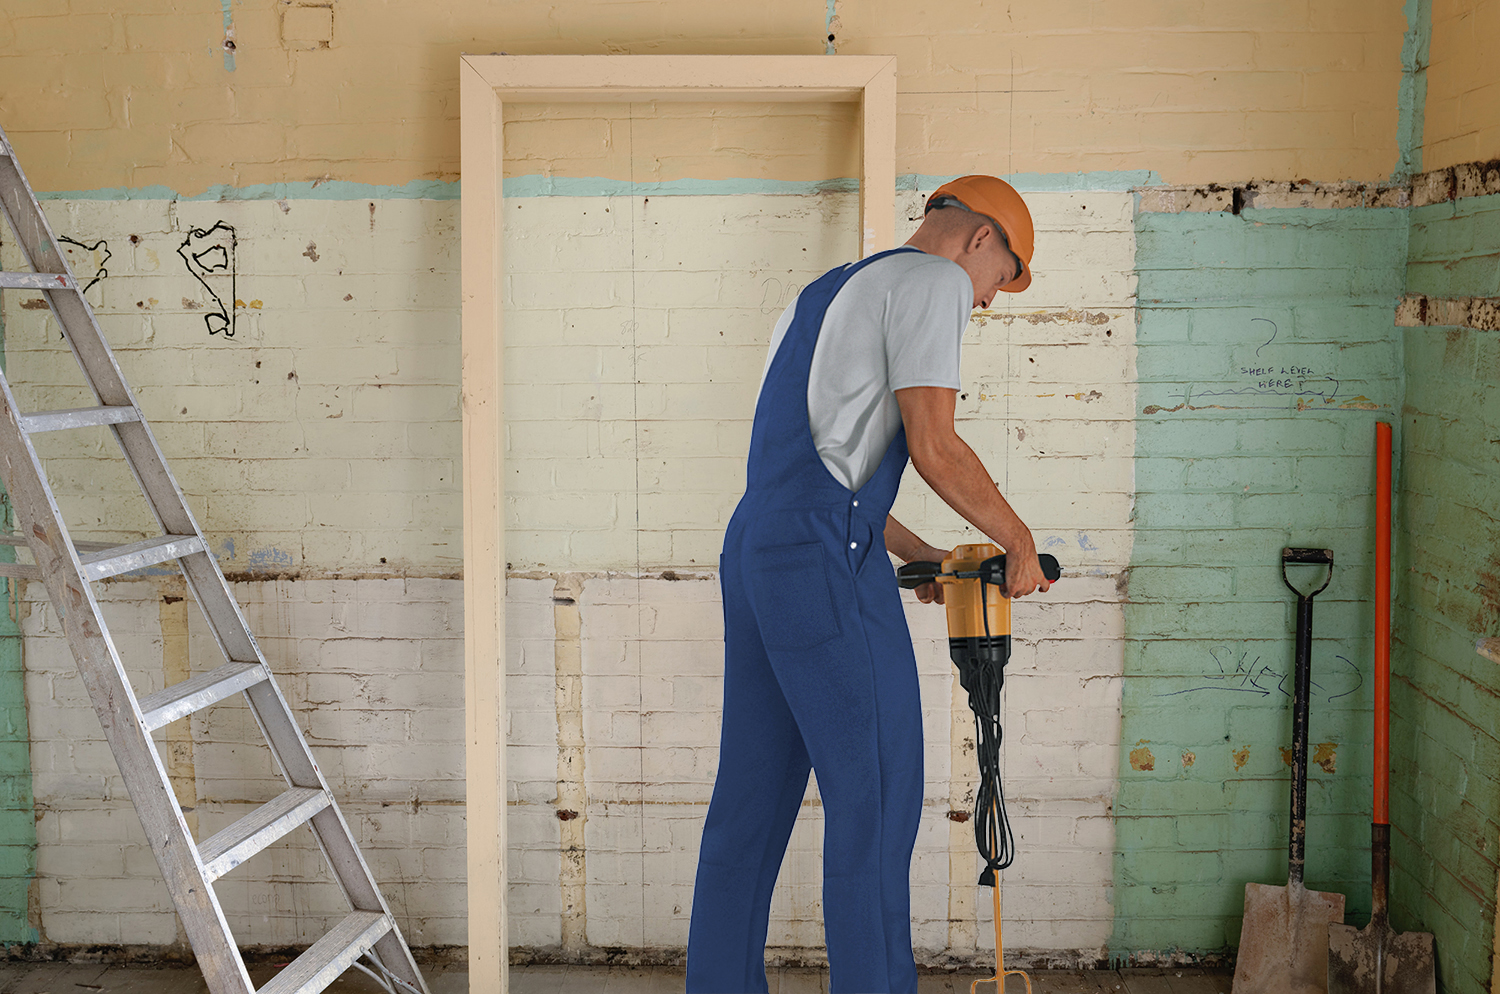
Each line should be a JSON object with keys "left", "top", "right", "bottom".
{"left": 0, "top": 271, "right": 74, "bottom": 291}
{"left": 0, "top": 562, "right": 40, "bottom": 580}
{"left": 19, "top": 405, "right": 140, "bottom": 433}
{"left": 78, "top": 534, "right": 206, "bottom": 582}
{"left": 199, "top": 787, "right": 331, "bottom": 882}
{"left": 0, "top": 534, "right": 113, "bottom": 553}
{"left": 257, "top": 910, "right": 392, "bottom": 994}
{"left": 139, "top": 660, "right": 267, "bottom": 732}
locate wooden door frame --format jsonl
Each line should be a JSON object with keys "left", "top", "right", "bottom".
{"left": 459, "top": 53, "right": 897, "bottom": 990}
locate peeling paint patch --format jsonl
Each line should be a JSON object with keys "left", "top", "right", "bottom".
{"left": 1138, "top": 181, "right": 1409, "bottom": 214}
{"left": 1280, "top": 746, "right": 1295, "bottom": 767}
{"left": 1232, "top": 746, "right": 1250, "bottom": 772}
{"left": 1313, "top": 742, "right": 1337, "bottom": 774}
{"left": 1129, "top": 741, "right": 1155, "bottom": 771}
{"left": 973, "top": 308, "right": 1113, "bottom": 327}
{"left": 1396, "top": 293, "right": 1500, "bottom": 332}
{"left": 1181, "top": 751, "right": 1195, "bottom": 768}
{"left": 245, "top": 547, "right": 294, "bottom": 572}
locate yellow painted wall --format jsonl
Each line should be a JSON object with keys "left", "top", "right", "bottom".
{"left": 1423, "top": 0, "right": 1500, "bottom": 169}
{"left": 0, "top": 0, "right": 1406, "bottom": 193}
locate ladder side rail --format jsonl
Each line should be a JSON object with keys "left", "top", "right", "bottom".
{"left": 0, "top": 125, "right": 428, "bottom": 994}
{"left": 0, "top": 157, "right": 136, "bottom": 409}
{"left": 0, "top": 154, "right": 269, "bottom": 666}
{"left": 0, "top": 372, "right": 256, "bottom": 994}
{"left": 0, "top": 131, "right": 302, "bottom": 677}
{"left": 305, "top": 802, "right": 429, "bottom": 993}
{"left": 238, "top": 677, "right": 428, "bottom": 993}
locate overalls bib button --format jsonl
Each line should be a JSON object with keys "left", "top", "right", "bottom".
{"left": 850, "top": 542, "right": 858, "bottom": 549}
{"left": 852, "top": 500, "right": 859, "bottom": 507}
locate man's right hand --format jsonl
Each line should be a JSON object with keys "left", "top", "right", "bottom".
{"left": 1004, "top": 545, "right": 1051, "bottom": 598}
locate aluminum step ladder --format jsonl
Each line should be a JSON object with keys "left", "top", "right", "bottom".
{"left": 0, "top": 125, "right": 429, "bottom": 994}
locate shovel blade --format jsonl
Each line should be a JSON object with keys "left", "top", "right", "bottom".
{"left": 1328, "top": 921, "right": 1437, "bottom": 994}
{"left": 1234, "top": 881, "right": 1347, "bottom": 994}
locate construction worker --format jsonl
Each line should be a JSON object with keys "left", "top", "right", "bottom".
{"left": 686, "top": 176, "right": 1051, "bottom": 994}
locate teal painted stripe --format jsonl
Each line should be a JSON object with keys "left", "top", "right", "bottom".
{"left": 36, "top": 169, "right": 1164, "bottom": 202}
{"left": 39, "top": 178, "right": 461, "bottom": 202}
{"left": 219, "top": 0, "right": 235, "bottom": 73}
{"left": 900, "top": 170, "right": 1163, "bottom": 193}
{"left": 1396, "top": 0, "right": 1431, "bottom": 179}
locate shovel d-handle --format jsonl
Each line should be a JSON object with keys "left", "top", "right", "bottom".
{"left": 1281, "top": 546, "right": 1333, "bottom": 888}
{"left": 896, "top": 552, "right": 1062, "bottom": 590}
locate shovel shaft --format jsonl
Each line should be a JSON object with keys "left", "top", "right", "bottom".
{"left": 1376, "top": 422, "right": 1392, "bottom": 826}
{"left": 1371, "top": 822, "right": 1390, "bottom": 923}
{"left": 1289, "top": 592, "right": 1314, "bottom": 886}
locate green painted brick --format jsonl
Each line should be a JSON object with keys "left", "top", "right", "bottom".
{"left": 1112, "top": 884, "right": 1241, "bottom": 923}
{"left": 1119, "top": 850, "right": 1221, "bottom": 886}
{"left": 1131, "top": 494, "right": 1237, "bottom": 530}
{"left": 1112, "top": 815, "right": 1179, "bottom": 850}
{"left": 1135, "top": 419, "right": 1241, "bottom": 456}
{"left": 1234, "top": 491, "right": 1340, "bottom": 529}
{"left": 1121, "top": 566, "right": 1235, "bottom": 601}
{"left": 1110, "top": 916, "right": 1230, "bottom": 954}
{"left": 0, "top": 876, "right": 29, "bottom": 945}
{"left": 1182, "top": 456, "right": 1296, "bottom": 491}
{"left": 1122, "top": 198, "right": 1407, "bottom": 958}
{"left": 0, "top": 845, "right": 32, "bottom": 878}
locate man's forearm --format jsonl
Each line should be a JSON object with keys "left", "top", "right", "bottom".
{"left": 907, "top": 433, "right": 1035, "bottom": 558}
{"left": 884, "top": 515, "right": 949, "bottom": 564}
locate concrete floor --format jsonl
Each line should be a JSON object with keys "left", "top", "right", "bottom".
{"left": 0, "top": 963, "right": 1233, "bottom": 994}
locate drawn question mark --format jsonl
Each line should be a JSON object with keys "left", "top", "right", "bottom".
{"left": 1252, "top": 317, "right": 1277, "bottom": 357}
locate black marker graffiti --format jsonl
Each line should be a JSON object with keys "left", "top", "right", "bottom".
{"left": 1156, "top": 644, "right": 1363, "bottom": 704}
{"left": 177, "top": 222, "right": 237, "bottom": 337}
{"left": 1252, "top": 316, "right": 1277, "bottom": 356}
{"left": 1163, "top": 375, "right": 1342, "bottom": 410}
{"left": 58, "top": 236, "right": 110, "bottom": 296}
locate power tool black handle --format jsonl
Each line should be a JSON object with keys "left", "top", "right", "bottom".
{"left": 897, "top": 554, "right": 1063, "bottom": 589}
{"left": 978, "top": 553, "right": 1063, "bottom": 586}
{"left": 897, "top": 561, "right": 943, "bottom": 589}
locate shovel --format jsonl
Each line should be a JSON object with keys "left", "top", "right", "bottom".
{"left": 1327, "top": 421, "right": 1436, "bottom": 994}
{"left": 1232, "top": 547, "right": 1346, "bottom": 994}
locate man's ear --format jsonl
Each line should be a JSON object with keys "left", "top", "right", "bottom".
{"left": 966, "top": 222, "right": 992, "bottom": 256}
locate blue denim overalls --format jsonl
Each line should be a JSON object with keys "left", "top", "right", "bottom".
{"left": 686, "top": 247, "right": 926, "bottom": 994}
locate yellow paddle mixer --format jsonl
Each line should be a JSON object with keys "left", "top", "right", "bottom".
{"left": 898, "top": 545, "right": 1062, "bottom": 994}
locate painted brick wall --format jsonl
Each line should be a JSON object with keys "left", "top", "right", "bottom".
{"left": 20, "top": 576, "right": 467, "bottom": 948}
{"left": 1393, "top": 178, "right": 1500, "bottom": 994}
{"left": 1393, "top": 327, "right": 1500, "bottom": 994}
{"left": 501, "top": 184, "right": 1139, "bottom": 959}
{"left": 0, "top": 1, "right": 1406, "bottom": 193}
{"left": 1408, "top": 191, "right": 1500, "bottom": 299}
{"left": 6, "top": 183, "right": 1137, "bottom": 960}
{"left": 504, "top": 188, "right": 1136, "bottom": 575}
{"left": 1118, "top": 202, "right": 1409, "bottom": 954}
{"left": 0, "top": 198, "right": 461, "bottom": 576}
{"left": 1424, "top": 0, "right": 1500, "bottom": 169}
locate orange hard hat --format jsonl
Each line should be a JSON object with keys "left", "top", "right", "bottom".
{"left": 925, "top": 175, "right": 1034, "bottom": 293}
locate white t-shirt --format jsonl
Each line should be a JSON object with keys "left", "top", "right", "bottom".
{"left": 758, "top": 251, "right": 973, "bottom": 491}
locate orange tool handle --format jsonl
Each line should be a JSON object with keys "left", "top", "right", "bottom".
{"left": 1375, "top": 422, "right": 1391, "bottom": 825}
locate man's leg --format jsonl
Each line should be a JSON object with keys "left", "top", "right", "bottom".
{"left": 687, "top": 557, "right": 813, "bottom": 994}
{"left": 754, "top": 551, "right": 924, "bottom": 994}
{"left": 859, "top": 559, "right": 925, "bottom": 994}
